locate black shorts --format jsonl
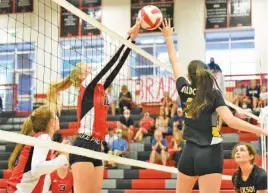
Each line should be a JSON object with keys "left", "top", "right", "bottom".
{"left": 69, "top": 134, "right": 103, "bottom": 167}
{"left": 178, "top": 141, "right": 223, "bottom": 176}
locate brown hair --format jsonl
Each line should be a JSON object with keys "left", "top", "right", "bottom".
{"left": 185, "top": 60, "right": 221, "bottom": 119}
{"left": 47, "top": 62, "right": 91, "bottom": 114}
{"left": 231, "top": 143, "right": 257, "bottom": 193}
{"left": 8, "top": 105, "right": 55, "bottom": 169}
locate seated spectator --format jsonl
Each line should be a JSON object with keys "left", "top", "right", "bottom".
{"left": 172, "top": 107, "right": 184, "bottom": 133}
{"left": 246, "top": 80, "right": 260, "bottom": 111}
{"left": 258, "top": 85, "right": 268, "bottom": 108}
{"left": 161, "top": 91, "right": 177, "bottom": 117}
{"left": 108, "top": 129, "right": 128, "bottom": 167}
{"left": 133, "top": 111, "right": 154, "bottom": 142}
{"left": 232, "top": 80, "right": 247, "bottom": 107}
{"left": 150, "top": 130, "right": 169, "bottom": 166}
{"left": 105, "top": 127, "right": 118, "bottom": 149}
{"left": 169, "top": 131, "right": 184, "bottom": 167}
{"left": 155, "top": 107, "right": 170, "bottom": 134}
{"left": 120, "top": 109, "right": 134, "bottom": 142}
{"left": 106, "top": 85, "right": 116, "bottom": 115}
{"left": 119, "top": 85, "right": 132, "bottom": 114}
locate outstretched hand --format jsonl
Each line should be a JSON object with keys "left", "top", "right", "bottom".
{"left": 159, "top": 18, "right": 174, "bottom": 39}
{"left": 128, "top": 18, "right": 142, "bottom": 41}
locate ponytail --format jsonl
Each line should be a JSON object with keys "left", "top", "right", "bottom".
{"left": 8, "top": 117, "right": 34, "bottom": 169}
{"left": 233, "top": 168, "right": 241, "bottom": 193}
{"left": 47, "top": 75, "right": 73, "bottom": 114}
{"left": 185, "top": 68, "right": 215, "bottom": 119}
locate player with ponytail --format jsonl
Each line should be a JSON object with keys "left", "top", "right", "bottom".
{"left": 160, "top": 18, "right": 268, "bottom": 193}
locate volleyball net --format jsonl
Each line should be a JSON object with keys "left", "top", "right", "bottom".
{"left": 0, "top": 0, "right": 267, "bottom": 183}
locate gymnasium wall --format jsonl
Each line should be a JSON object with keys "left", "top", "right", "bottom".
{"left": 0, "top": 0, "right": 267, "bottom": 96}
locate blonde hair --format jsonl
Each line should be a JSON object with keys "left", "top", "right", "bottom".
{"left": 8, "top": 105, "right": 55, "bottom": 169}
{"left": 47, "top": 62, "right": 92, "bottom": 114}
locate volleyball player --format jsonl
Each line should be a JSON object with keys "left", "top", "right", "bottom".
{"left": 42, "top": 132, "right": 73, "bottom": 193}
{"left": 160, "top": 18, "right": 268, "bottom": 193}
{"left": 232, "top": 143, "right": 267, "bottom": 193}
{"left": 47, "top": 22, "right": 140, "bottom": 193}
{"left": 6, "top": 105, "right": 69, "bottom": 193}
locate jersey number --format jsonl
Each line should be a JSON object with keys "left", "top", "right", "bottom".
{"left": 185, "top": 98, "right": 193, "bottom": 119}
{"left": 59, "top": 184, "right": 66, "bottom": 192}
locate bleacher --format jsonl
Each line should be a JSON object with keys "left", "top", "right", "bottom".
{"left": 0, "top": 106, "right": 263, "bottom": 193}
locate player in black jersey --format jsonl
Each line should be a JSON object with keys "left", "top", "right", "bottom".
{"left": 159, "top": 18, "right": 268, "bottom": 193}
{"left": 232, "top": 143, "right": 267, "bottom": 193}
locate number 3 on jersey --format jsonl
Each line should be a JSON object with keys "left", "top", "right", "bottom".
{"left": 185, "top": 97, "right": 193, "bottom": 119}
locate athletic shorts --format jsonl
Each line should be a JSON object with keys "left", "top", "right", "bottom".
{"left": 178, "top": 141, "right": 223, "bottom": 176}
{"left": 69, "top": 133, "right": 103, "bottom": 167}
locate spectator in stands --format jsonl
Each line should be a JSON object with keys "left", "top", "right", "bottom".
{"left": 161, "top": 91, "right": 177, "bottom": 117}
{"left": 133, "top": 111, "right": 154, "bottom": 142}
{"left": 150, "top": 130, "right": 169, "bottom": 166}
{"left": 119, "top": 85, "right": 132, "bottom": 114}
{"left": 120, "top": 108, "right": 134, "bottom": 142}
{"left": 172, "top": 107, "right": 184, "bottom": 133}
{"left": 258, "top": 85, "right": 268, "bottom": 108}
{"left": 105, "top": 127, "right": 117, "bottom": 149}
{"left": 246, "top": 80, "right": 260, "bottom": 111}
{"left": 155, "top": 107, "right": 170, "bottom": 134}
{"left": 232, "top": 143, "right": 267, "bottom": 192}
{"left": 108, "top": 129, "right": 128, "bottom": 167}
{"left": 207, "top": 57, "right": 225, "bottom": 96}
{"left": 232, "top": 80, "right": 247, "bottom": 107}
{"left": 106, "top": 85, "right": 116, "bottom": 115}
{"left": 0, "top": 95, "right": 2, "bottom": 113}
{"left": 207, "top": 57, "right": 222, "bottom": 73}
{"left": 169, "top": 131, "right": 184, "bottom": 167}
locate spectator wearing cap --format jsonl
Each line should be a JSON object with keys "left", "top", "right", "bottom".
{"left": 172, "top": 107, "right": 184, "bottom": 133}
{"left": 105, "top": 127, "right": 117, "bottom": 149}
{"left": 108, "top": 129, "right": 128, "bottom": 167}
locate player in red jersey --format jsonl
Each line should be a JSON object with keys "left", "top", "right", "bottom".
{"left": 70, "top": 22, "right": 140, "bottom": 192}
{"left": 42, "top": 132, "right": 73, "bottom": 193}
{"left": 6, "top": 105, "right": 69, "bottom": 193}
{"left": 45, "top": 22, "right": 141, "bottom": 193}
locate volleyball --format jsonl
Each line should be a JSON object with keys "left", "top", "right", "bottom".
{"left": 138, "top": 5, "right": 163, "bottom": 30}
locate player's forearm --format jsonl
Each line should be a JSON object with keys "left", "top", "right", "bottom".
{"left": 228, "top": 116, "right": 265, "bottom": 136}
{"left": 165, "top": 37, "right": 182, "bottom": 79}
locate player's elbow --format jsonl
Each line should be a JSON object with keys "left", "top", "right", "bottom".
{"left": 31, "top": 167, "right": 42, "bottom": 178}
{"left": 224, "top": 115, "right": 236, "bottom": 128}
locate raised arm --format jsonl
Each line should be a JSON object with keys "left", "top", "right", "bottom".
{"left": 159, "top": 18, "right": 183, "bottom": 79}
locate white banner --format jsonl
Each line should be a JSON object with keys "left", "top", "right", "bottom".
{"left": 140, "top": 76, "right": 178, "bottom": 103}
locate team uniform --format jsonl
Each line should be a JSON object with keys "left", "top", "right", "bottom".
{"left": 232, "top": 165, "right": 267, "bottom": 193}
{"left": 42, "top": 170, "right": 73, "bottom": 193}
{"left": 69, "top": 41, "right": 134, "bottom": 166}
{"left": 7, "top": 132, "right": 68, "bottom": 193}
{"left": 176, "top": 77, "right": 226, "bottom": 176}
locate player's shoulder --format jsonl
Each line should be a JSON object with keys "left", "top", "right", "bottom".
{"left": 253, "top": 165, "right": 267, "bottom": 177}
